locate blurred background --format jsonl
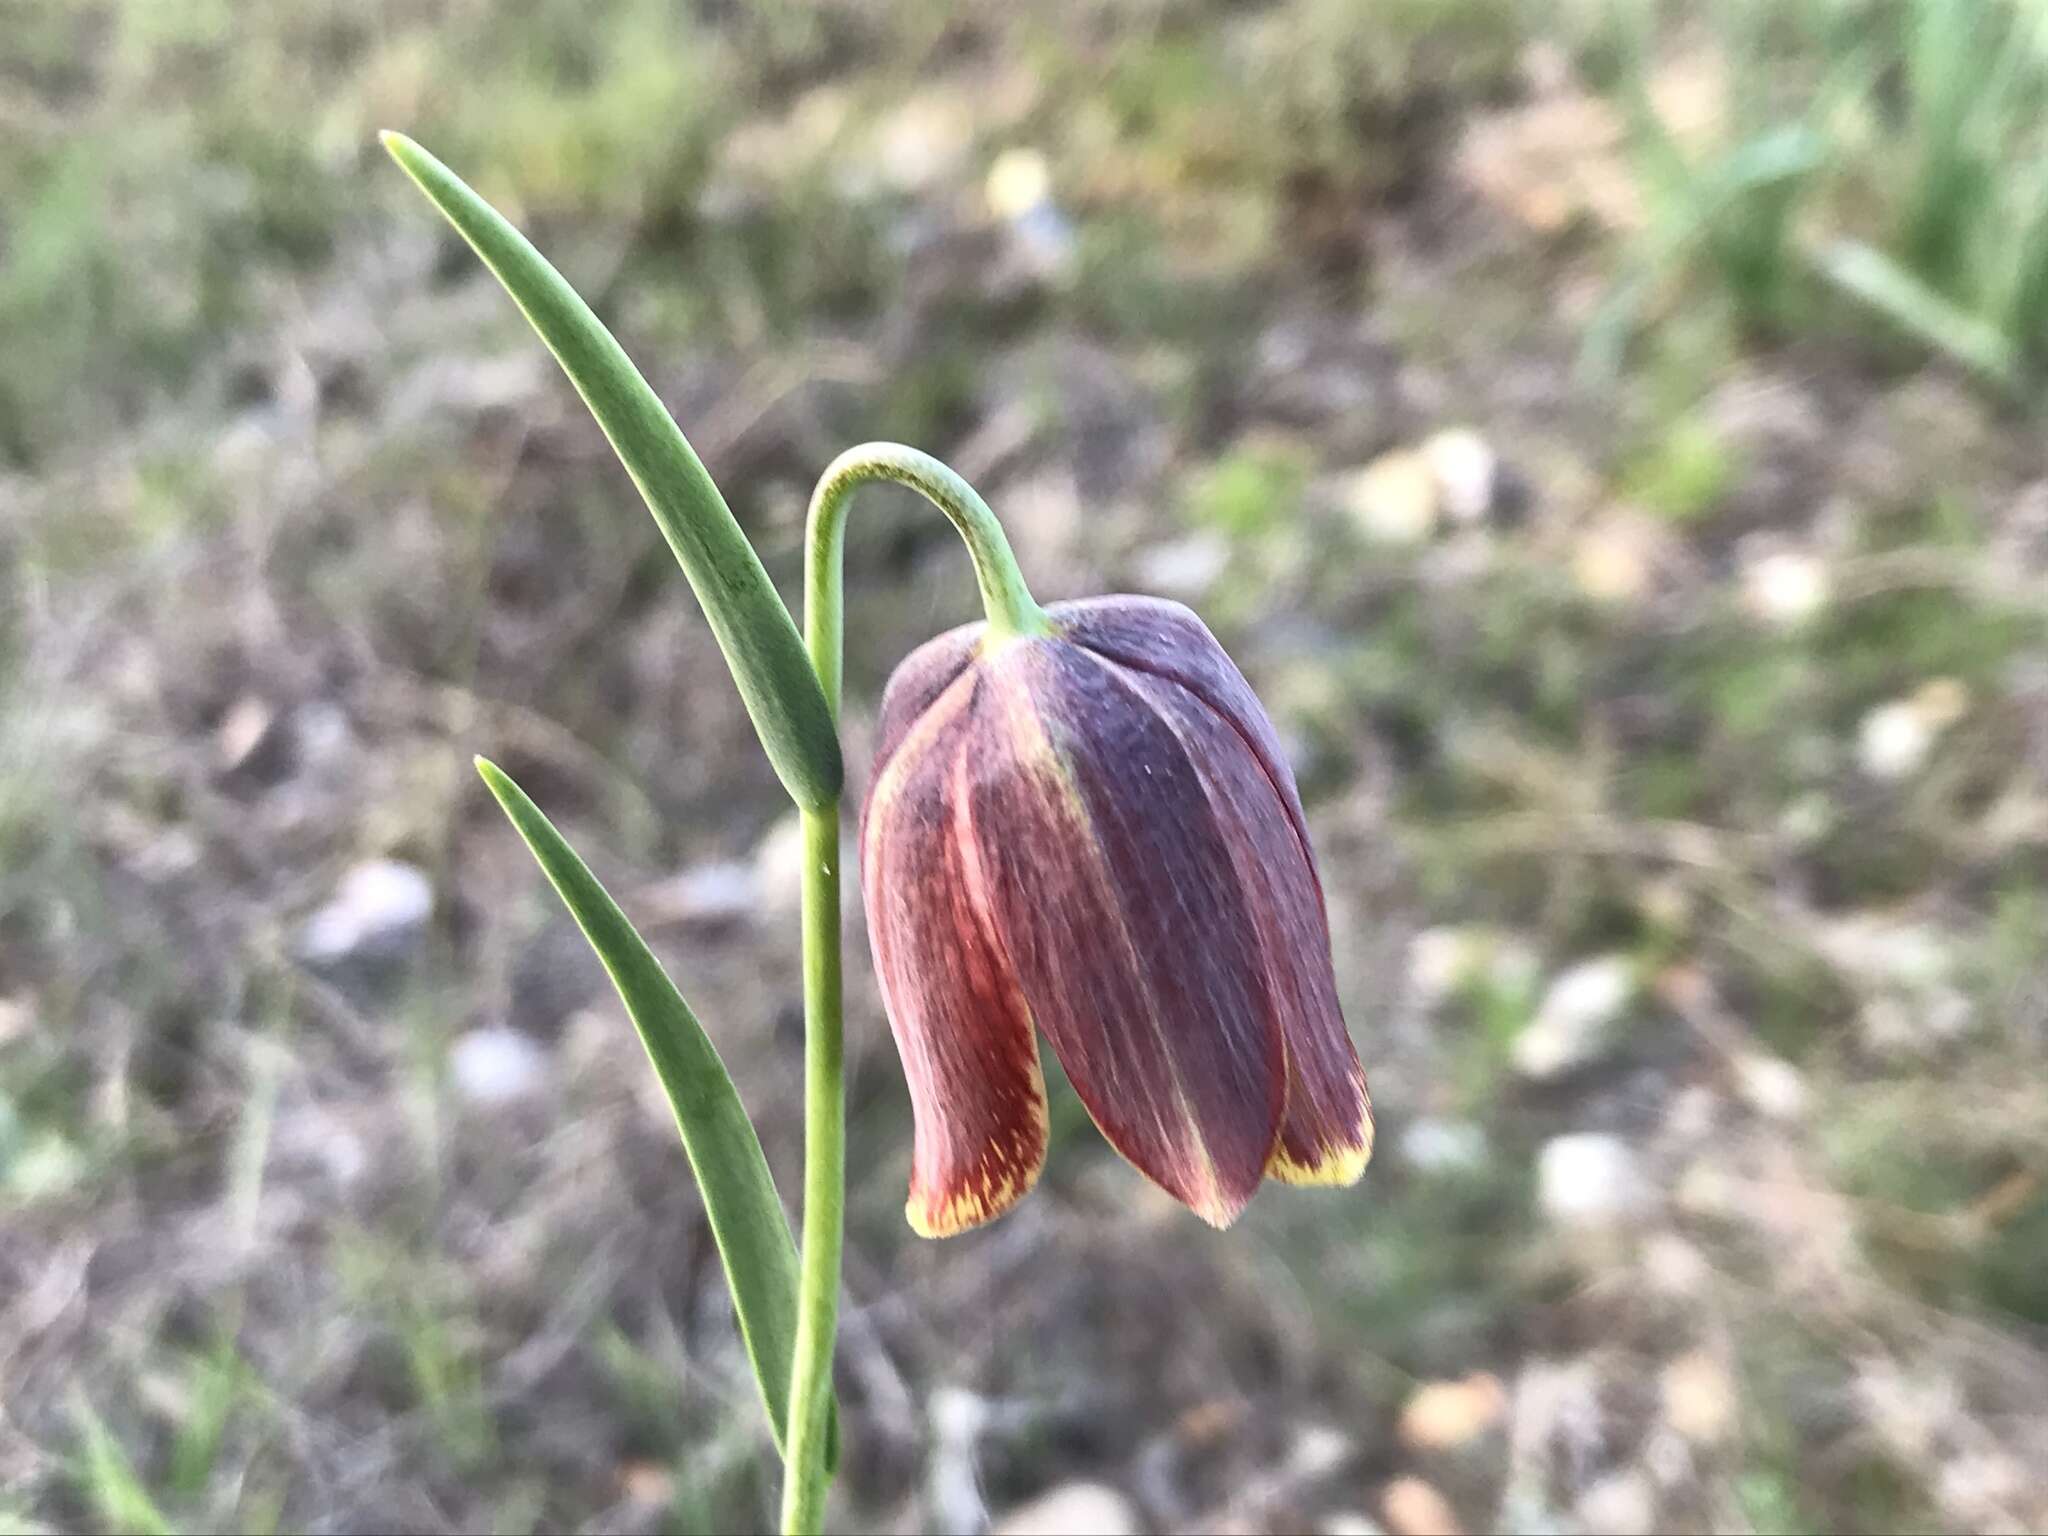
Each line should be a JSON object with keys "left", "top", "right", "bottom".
{"left": 4, "top": 1, "right": 2047, "bottom": 1531}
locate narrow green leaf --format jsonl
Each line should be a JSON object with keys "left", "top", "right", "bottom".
{"left": 475, "top": 758, "right": 834, "bottom": 1463}
{"left": 69, "top": 1393, "right": 174, "bottom": 1536}
{"left": 383, "top": 133, "right": 842, "bottom": 811}
{"left": 1811, "top": 237, "right": 2024, "bottom": 392}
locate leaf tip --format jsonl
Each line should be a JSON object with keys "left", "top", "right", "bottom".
{"left": 379, "top": 131, "right": 436, "bottom": 186}
{"left": 474, "top": 755, "right": 512, "bottom": 797}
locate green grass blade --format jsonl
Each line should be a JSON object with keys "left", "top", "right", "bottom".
{"left": 168, "top": 1336, "right": 248, "bottom": 1496}
{"left": 2002, "top": 187, "right": 2048, "bottom": 370}
{"left": 382, "top": 133, "right": 842, "bottom": 812}
{"left": 1811, "top": 237, "right": 2024, "bottom": 392}
{"left": 1898, "top": 0, "right": 1995, "bottom": 289}
{"left": 69, "top": 1394, "right": 174, "bottom": 1536}
{"left": 475, "top": 757, "right": 834, "bottom": 1464}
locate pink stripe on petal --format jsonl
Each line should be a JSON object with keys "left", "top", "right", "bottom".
{"left": 861, "top": 672, "right": 1048, "bottom": 1238}
{"left": 870, "top": 620, "right": 985, "bottom": 781}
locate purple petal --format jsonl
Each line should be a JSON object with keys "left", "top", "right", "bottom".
{"left": 1118, "top": 668, "right": 1373, "bottom": 1185}
{"left": 965, "top": 637, "right": 1286, "bottom": 1226}
{"left": 1051, "top": 595, "right": 1318, "bottom": 907}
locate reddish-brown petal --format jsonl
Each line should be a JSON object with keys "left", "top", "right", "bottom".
{"left": 1116, "top": 665, "right": 1373, "bottom": 1185}
{"left": 870, "top": 620, "right": 985, "bottom": 781}
{"left": 861, "top": 666, "right": 1048, "bottom": 1238}
{"left": 964, "top": 637, "right": 1286, "bottom": 1226}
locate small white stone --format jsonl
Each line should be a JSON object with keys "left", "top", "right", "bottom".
{"left": 1937, "top": 1452, "right": 2029, "bottom": 1533}
{"left": 1321, "top": 1514, "right": 1387, "bottom": 1536}
{"left": 215, "top": 694, "right": 277, "bottom": 772}
{"left": 1777, "top": 792, "right": 1833, "bottom": 844}
{"left": 1741, "top": 547, "right": 1830, "bottom": 627}
{"left": 1663, "top": 1083, "right": 1721, "bottom": 1144}
{"left": 1640, "top": 1232, "right": 1711, "bottom": 1297}
{"left": 753, "top": 814, "right": 809, "bottom": 918}
{"left": 992, "top": 1481, "right": 1140, "bottom": 1536}
{"left": 1510, "top": 1025, "right": 1579, "bottom": 1081}
{"left": 294, "top": 701, "right": 354, "bottom": 768}
{"left": 681, "top": 861, "right": 758, "bottom": 922}
{"left": 1911, "top": 676, "right": 1970, "bottom": 730}
{"left": 869, "top": 92, "right": 972, "bottom": 192}
{"left": 1734, "top": 1052, "right": 1807, "bottom": 1121}
{"left": 1674, "top": 1159, "right": 1740, "bottom": 1218}
{"left": 1815, "top": 915, "right": 1954, "bottom": 987}
{"left": 1287, "top": 1423, "right": 1355, "bottom": 1479}
{"left": 1422, "top": 428, "right": 1498, "bottom": 523}
{"left": 1572, "top": 515, "right": 1658, "bottom": 604}
{"left": 1858, "top": 995, "right": 1918, "bottom": 1057}
{"left": 619, "top": 1462, "right": 675, "bottom": 1510}
{"left": 1538, "top": 1133, "right": 1654, "bottom": 1231}
{"left": 1856, "top": 682, "right": 1965, "bottom": 781}
{"left": 1859, "top": 983, "right": 1974, "bottom": 1060}
{"left": 1543, "top": 954, "right": 1635, "bottom": 1026}
{"left": 1346, "top": 451, "right": 1440, "bottom": 545}
{"left": 210, "top": 413, "right": 281, "bottom": 481}
{"left": 928, "top": 1385, "right": 991, "bottom": 1446}
{"left": 1577, "top": 1470, "right": 1657, "bottom": 1535}
{"left": 642, "top": 860, "right": 760, "bottom": 928}
{"left": 1399, "top": 1373, "right": 1508, "bottom": 1451}
{"left": 296, "top": 859, "right": 434, "bottom": 965}
{"left": 1408, "top": 927, "right": 1480, "bottom": 1004}
{"left": 985, "top": 147, "right": 1053, "bottom": 219}
{"left": 1009, "top": 201, "right": 1078, "bottom": 280}
{"left": 1408, "top": 926, "right": 1537, "bottom": 1006}
{"left": 1512, "top": 955, "right": 1635, "bottom": 1080}
{"left": 1925, "top": 985, "right": 1973, "bottom": 1041}
{"left": 1134, "top": 533, "right": 1232, "bottom": 599}
{"left": 1399, "top": 1117, "right": 1490, "bottom": 1176}
{"left": 1641, "top": 1425, "right": 1696, "bottom": 1490}
{"left": 1858, "top": 699, "right": 1935, "bottom": 780}
{"left": 1661, "top": 1349, "right": 1736, "bottom": 1443}
{"left": 1381, "top": 1476, "right": 1463, "bottom": 1536}
{"left": 1856, "top": 1362, "right": 1960, "bottom": 1462}
{"left": 1636, "top": 875, "right": 1693, "bottom": 932}
{"left": 8, "top": 1132, "right": 87, "bottom": 1200}
{"left": 449, "top": 1026, "right": 548, "bottom": 1107}
{"left": 279, "top": 1106, "right": 369, "bottom": 1190}
{"left": 714, "top": 86, "right": 851, "bottom": 189}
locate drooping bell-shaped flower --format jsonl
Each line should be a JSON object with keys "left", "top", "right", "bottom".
{"left": 861, "top": 594, "right": 1372, "bottom": 1236}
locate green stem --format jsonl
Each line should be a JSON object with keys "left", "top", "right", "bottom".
{"left": 780, "top": 802, "right": 843, "bottom": 1536}
{"left": 780, "top": 443, "right": 1044, "bottom": 1533}
{"left": 805, "top": 442, "right": 1050, "bottom": 713}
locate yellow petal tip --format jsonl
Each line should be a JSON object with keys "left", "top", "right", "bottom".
{"left": 1265, "top": 1107, "right": 1375, "bottom": 1188}
{"left": 906, "top": 1158, "right": 1041, "bottom": 1239}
